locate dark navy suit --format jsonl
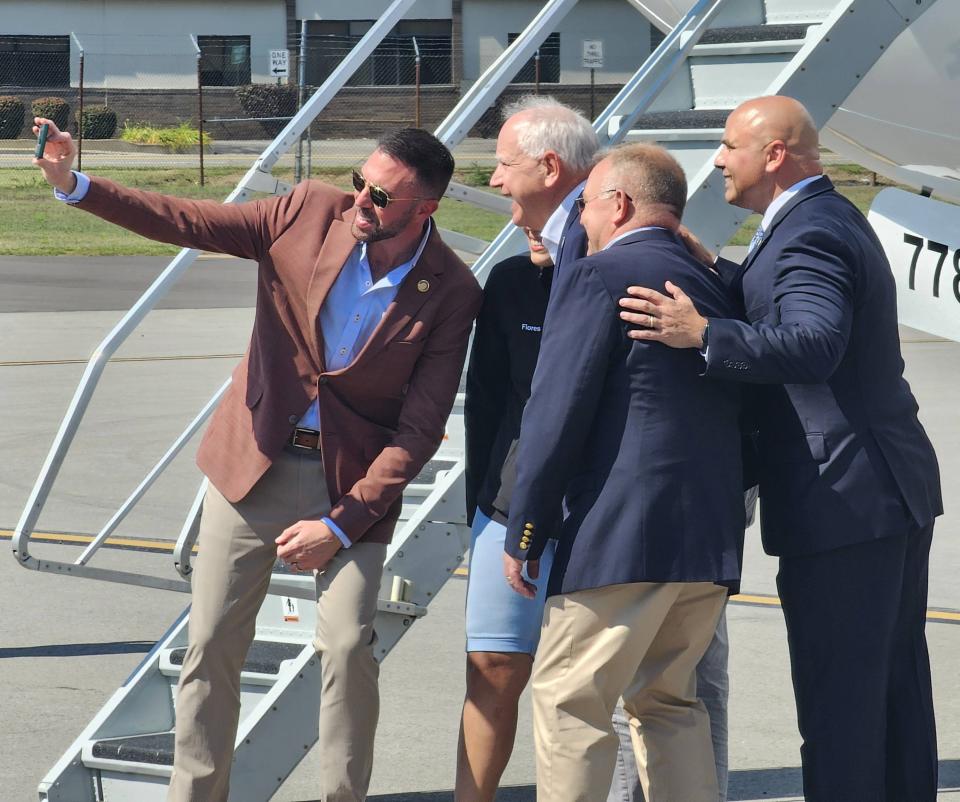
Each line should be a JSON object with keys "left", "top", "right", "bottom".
{"left": 708, "top": 176, "right": 941, "bottom": 801}
{"left": 554, "top": 204, "right": 588, "bottom": 276}
{"left": 505, "top": 228, "right": 744, "bottom": 596}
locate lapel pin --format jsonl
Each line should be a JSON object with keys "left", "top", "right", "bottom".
{"left": 417, "top": 279, "right": 430, "bottom": 293}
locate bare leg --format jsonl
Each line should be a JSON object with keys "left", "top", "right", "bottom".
{"left": 455, "top": 651, "right": 533, "bottom": 802}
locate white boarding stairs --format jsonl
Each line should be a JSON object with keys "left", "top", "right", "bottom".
{"left": 34, "top": 0, "right": 934, "bottom": 799}
{"left": 39, "top": 433, "right": 469, "bottom": 802}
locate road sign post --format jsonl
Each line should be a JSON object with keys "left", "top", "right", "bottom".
{"left": 582, "top": 40, "right": 603, "bottom": 120}
{"left": 270, "top": 49, "right": 290, "bottom": 82}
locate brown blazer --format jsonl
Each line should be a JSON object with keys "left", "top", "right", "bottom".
{"left": 78, "top": 177, "right": 482, "bottom": 544}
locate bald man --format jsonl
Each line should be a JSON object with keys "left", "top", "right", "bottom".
{"left": 620, "top": 96, "right": 942, "bottom": 801}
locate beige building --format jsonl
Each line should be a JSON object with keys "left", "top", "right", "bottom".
{"left": 0, "top": 0, "right": 653, "bottom": 90}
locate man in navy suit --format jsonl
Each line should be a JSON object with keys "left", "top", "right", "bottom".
{"left": 621, "top": 95, "right": 942, "bottom": 801}
{"left": 504, "top": 143, "right": 745, "bottom": 801}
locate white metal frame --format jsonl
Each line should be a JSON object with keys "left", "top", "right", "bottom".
{"left": 12, "top": 0, "right": 586, "bottom": 590}
{"left": 12, "top": 0, "right": 420, "bottom": 583}
{"left": 26, "top": 0, "right": 944, "bottom": 798}
{"left": 15, "top": 0, "right": 938, "bottom": 593}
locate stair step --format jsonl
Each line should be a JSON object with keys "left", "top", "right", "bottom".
{"left": 168, "top": 640, "right": 303, "bottom": 676}
{"left": 700, "top": 23, "right": 813, "bottom": 44}
{"left": 632, "top": 110, "right": 730, "bottom": 130}
{"left": 91, "top": 732, "right": 175, "bottom": 766}
{"left": 414, "top": 458, "right": 458, "bottom": 486}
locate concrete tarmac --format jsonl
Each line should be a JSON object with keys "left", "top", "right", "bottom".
{"left": 1, "top": 254, "right": 959, "bottom": 801}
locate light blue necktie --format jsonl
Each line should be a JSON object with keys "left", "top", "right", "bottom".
{"left": 747, "top": 225, "right": 765, "bottom": 255}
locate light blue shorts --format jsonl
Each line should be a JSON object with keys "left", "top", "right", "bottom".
{"left": 465, "top": 507, "right": 556, "bottom": 655}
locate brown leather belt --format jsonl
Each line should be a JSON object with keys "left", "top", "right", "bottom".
{"left": 289, "top": 427, "right": 321, "bottom": 450}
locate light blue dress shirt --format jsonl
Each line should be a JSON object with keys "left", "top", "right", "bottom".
{"left": 297, "top": 220, "right": 430, "bottom": 429}
{"left": 53, "top": 170, "right": 91, "bottom": 203}
{"left": 300, "top": 220, "right": 430, "bottom": 546}
{"left": 56, "top": 171, "right": 431, "bottom": 548}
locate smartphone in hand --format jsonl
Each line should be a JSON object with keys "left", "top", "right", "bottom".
{"left": 35, "top": 123, "right": 50, "bottom": 159}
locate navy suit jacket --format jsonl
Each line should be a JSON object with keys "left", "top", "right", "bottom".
{"left": 555, "top": 204, "right": 588, "bottom": 273}
{"left": 505, "top": 229, "right": 745, "bottom": 596}
{"left": 707, "top": 176, "right": 942, "bottom": 557}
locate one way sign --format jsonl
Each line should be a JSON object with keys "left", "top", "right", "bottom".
{"left": 270, "top": 49, "right": 289, "bottom": 78}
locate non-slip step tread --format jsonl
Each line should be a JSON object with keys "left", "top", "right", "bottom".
{"left": 168, "top": 640, "right": 304, "bottom": 675}
{"left": 414, "top": 458, "right": 458, "bottom": 485}
{"left": 630, "top": 110, "right": 730, "bottom": 130}
{"left": 700, "top": 23, "right": 813, "bottom": 44}
{"left": 91, "top": 732, "right": 174, "bottom": 766}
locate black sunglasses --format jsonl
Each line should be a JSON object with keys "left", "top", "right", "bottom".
{"left": 351, "top": 169, "right": 431, "bottom": 209}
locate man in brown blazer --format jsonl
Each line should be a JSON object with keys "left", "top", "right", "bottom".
{"left": 33, "top": 118, "right": 482, "bottom": 802}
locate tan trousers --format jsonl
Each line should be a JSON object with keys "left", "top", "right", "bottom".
{"left": 167, "top": 450, "right": 387, "bottom": 802}
{"left": 532, "top": 581, "right": 727, "bottom": 802}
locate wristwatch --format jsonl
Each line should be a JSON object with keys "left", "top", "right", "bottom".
{"left": 700, "top": 320, "right": 710, "bottom": 350}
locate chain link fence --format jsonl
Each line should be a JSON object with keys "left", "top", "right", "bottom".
{"left": 0, "top": 30, "right": 630, "bottom": 178}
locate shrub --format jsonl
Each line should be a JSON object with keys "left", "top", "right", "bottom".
{"left": 0, "top": 95, "right": 25, "bottom": 139}
{"left": 462, "top": 162, "right": 495, "bottom": 187}
{"left": 120, "top": 121, "right": 211, "bottom": 151}
{"left": 31, "top": 96, "right": 70, "bottom": 131}
{"left": 76, "top": 105, "right": 117, "bottom": 139}
{"left": 235, "top": 83, "right": 298, "bottom": 136}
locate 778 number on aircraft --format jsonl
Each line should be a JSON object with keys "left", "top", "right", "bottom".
{"left": 903, "top": 233, "right": 960, "bottom": 301}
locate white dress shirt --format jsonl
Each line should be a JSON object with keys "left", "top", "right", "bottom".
{"left": 541, "top": 181, "right": 586, "bottom": 265}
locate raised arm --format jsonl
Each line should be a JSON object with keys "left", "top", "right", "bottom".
{"left": 32, "top": 116, "right": 300, "bottom": 262}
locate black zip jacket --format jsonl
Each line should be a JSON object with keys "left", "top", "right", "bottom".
{"left": 465, "top": 254, "right": 553, "bottom": 525}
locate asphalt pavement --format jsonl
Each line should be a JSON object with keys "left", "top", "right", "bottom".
{"left": 1, "top": 253, "right": 959, "bottom": 801}
{"left": 0, "top": 137, "right": 503, "bottom": 170}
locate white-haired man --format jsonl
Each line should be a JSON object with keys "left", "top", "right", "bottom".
{"left": 489, "top": 95, "right": 597, "bottom": 273}
{"left": 458, "top": 97, "right": 732, "bottom": 802}
{"left": 458, "top": 96, "right": 596, "bottom": 802}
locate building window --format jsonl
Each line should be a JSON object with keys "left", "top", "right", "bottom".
{"left": 650, "top": 26, "right": 666, "bottom": 51}
{"left": 198, "top": 35, "right": 251, "bottom": 86}
{"left": 507, "top": 32, "right": 560, "bottom": 84}
{"left": 0, "top": 35, "right": 70, "bottom": 87}
{"left": 300, "top": 19, "right": 452, "bottom": 87}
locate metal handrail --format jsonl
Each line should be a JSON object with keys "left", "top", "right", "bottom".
{"left": 465, "top": 0, "right": 724, "bottom": 288}
{"left": 11, "top": 0, "right": 582, "bottom": 585}
{"left": 593, "top": 0, "right": 724, "bottom": 146}
{"left": 12, "top": 0, "right": 420, "bottom": 577}
{"left": 435, "top": 0, "right": 580, "bottom": 145}
{"left": 13, "top": 0, "right": 718, "bottom": 581}
{"left": 173, "top": 480, "right": 207, "bottom": 577}
{"left": 75, "top": 381, "right": 229, "bottom": 566}
{"left": 13, "top": 0, "right": 749, "bottom": 589}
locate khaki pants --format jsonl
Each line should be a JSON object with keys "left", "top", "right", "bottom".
{"left": 533, "top": 581, "right": 727, "bottom": 802}
{"left": 167, "top": 450, "right": 386, "bottom": 802}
